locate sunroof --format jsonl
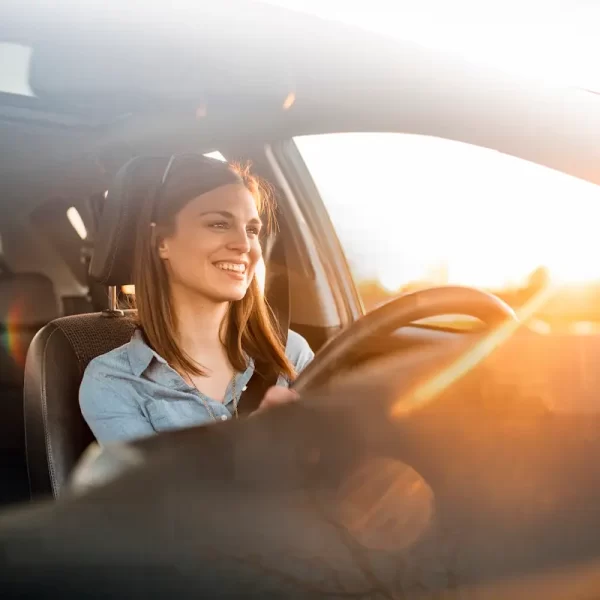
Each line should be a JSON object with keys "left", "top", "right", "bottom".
{"left": 0, "top": 43, "right": 34, "bottom": 97}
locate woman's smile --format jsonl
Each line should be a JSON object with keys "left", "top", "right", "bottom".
{"left": 213, "top": 260, "right": 249, "bottom": 281}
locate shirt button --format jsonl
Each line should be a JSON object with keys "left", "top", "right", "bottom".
{"left": 242, "top": 385, "right": 247, "bottom": 391}
{"left": 220, "top": 415, "right": 228, "bottom": 421}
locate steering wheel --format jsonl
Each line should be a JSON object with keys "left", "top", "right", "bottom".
{"left": 293, "top": 285, "right": 517, "bottom": 394}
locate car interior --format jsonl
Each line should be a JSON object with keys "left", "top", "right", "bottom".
{"left": 0, "top": 3, "right": 483, "bottom": 504}
{"left": 0, "top": 123, "right": 486, "bottom": 505}
{"left": 0, "top": 137, "right": 349, "bottom": 503}
{"left": 5, "top": 2, "right": 600, "bottom": 598}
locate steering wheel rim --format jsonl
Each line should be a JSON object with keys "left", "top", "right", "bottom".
{"left": 293, "top": 285, "right": 517, "bottom": 394}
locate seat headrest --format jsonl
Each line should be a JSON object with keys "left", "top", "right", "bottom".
{"left": 0, "top": 273, "right": 59, "bottom": 327}
{"left": 89, "top": 156, "right": 170, "bottom": 286}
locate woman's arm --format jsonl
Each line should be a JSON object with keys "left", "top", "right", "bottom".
{"left": 79, "top": 373, "right": 155, "bottom": 444}
{"left": 253, "top": 330, "right": 315, "bottom": 415}
{"left": 285, "top": 330, "right": 315, "bottom": 375}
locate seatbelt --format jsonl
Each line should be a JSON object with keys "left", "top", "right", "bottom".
{"left": 236, "top": 360, "right": 277, "bottom": 416}
{"left": 237, "top": 229, "right": 290, "bottom": 416}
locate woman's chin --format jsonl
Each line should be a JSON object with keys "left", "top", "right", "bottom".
{"left": 213, "top": 284, "right": 249, "bottom": 303}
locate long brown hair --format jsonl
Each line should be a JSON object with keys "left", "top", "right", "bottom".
{"left": 132, "top": 156, "right": 295, "bottom": 381}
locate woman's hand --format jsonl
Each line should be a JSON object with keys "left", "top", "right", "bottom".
{"left": 250, "top": 386, "right": 299, "bottom": 416}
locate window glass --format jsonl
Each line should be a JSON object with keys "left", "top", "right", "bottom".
{"left": 295, "top": 133, "right": 600, "bottom": 331}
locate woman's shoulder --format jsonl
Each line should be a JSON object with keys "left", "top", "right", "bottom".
{"left": 284, "top": 330, "right": 315, "bottom": 373}
{"left": 83, "top": 341, "right": 134, "bottom": 380}
{"left": 80, "top": 339, "right": 139, "bottom": 412}
{"left": 83, "top": 329, "right": 153, "bottom": 380}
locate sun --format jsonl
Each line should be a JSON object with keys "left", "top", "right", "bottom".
{"left": 379, "top": 271, "right": 405, "bottom": 293}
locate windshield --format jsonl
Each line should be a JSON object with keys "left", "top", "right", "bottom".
{"left": 296, "top": 132, "right": 600, "bottom": 332}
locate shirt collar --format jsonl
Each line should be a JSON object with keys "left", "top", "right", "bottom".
{"left": 126, "top": 328, "right": 254, "bottom": 379}
{"left": 127, "top": 329, "right": 168, "bottom": 377}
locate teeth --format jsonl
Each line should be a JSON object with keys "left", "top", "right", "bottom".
{"left": 216, "top": 262, "right": 246, "bottom": 273}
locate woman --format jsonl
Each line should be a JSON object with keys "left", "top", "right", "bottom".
{"left": 80, "top": 155, "right": 314, "bottom": 444}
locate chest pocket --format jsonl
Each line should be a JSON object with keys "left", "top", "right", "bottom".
{"left": 145, "top": 397, "right": 218, "bottom": 432}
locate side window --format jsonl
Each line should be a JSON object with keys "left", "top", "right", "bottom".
{"left": 295, "top": 133, "right": 600, "bottom": 331}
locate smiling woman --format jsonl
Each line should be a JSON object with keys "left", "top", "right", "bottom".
{"left": 79, "top": 155, "right": 314, "bottom": 443}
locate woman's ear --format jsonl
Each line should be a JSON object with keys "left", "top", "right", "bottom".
{"left": 151, "top": 222, "right": 170, "bottom": 259}
{"left": 157, "top": 238, "right": 169, "bottom": 260}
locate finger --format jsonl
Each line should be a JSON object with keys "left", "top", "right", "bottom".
{"left": 250, "top": 387, "right": 299, "bottom": 417}
{"left": 262, "top": 386, "right": 299, "bottom": 403}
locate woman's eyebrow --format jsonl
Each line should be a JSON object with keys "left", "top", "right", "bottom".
{"left": 199, "top": 210, "right": 234, "bottom": 218}
{"left": 200, "top": 210, "right": 262, "bottom": 225}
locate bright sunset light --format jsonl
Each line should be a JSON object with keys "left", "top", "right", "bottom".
{"left": 296, "top": 133, "right": 600, "bottom": 291}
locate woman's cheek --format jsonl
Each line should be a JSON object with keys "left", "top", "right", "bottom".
{"left": 190, "top": 233, "right": 218, "bottom": 255}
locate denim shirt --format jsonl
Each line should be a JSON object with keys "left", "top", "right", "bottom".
{"left": 79, "top": 329, "right": 314, "bottom": 445}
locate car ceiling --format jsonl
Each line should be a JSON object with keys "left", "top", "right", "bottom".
{"left": 2, "top": 0, "right": 600, "bottom": 220}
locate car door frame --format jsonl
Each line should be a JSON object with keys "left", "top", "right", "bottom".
{"left": 266, "top": 140, "right": 365, "bottom": 328}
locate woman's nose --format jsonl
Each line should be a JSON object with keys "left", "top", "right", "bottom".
{"left": 227, "top": 227, "right": 252, "bottom": 252}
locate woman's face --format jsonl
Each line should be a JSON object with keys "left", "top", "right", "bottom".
{"left": 158, "top": 183, "right": 263, "bottom": 303}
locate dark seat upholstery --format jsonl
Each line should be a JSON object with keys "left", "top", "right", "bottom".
{"left": 24, "top": 312, "right": 136, "bottom": 498}
{"left": 24, "top": 156, "right": 172, "bottom": 499}
{"left": 0, "top": 273, "right": 59, "bottom": 504}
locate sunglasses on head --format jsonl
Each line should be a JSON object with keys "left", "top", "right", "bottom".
{"left": 150, "top": 153, "right": 231, "bottom": 224}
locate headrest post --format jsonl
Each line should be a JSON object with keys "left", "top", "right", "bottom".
{"left": 102, "top": 286, "right": 124, "bottom": 318}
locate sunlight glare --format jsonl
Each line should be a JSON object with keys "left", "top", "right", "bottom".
{"left": 296, "top": 133, "right": 600, "bottom": 291}
{"left": 390, "top": 282, "right": 555, "bottom": 418}
{"left": 262, "top": 0, "right": 600, "bottom": 90}
{"left": 282, "top": 92, "right": 296, "bottom": 110}
{"left": 571, "top": 321, "right": 596, "bottom": 335}
{"left": 379, "top": 271, "right": 405, "bottom": 294}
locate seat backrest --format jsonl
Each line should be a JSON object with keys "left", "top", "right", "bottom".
{"left": 24, "top": 311, "right": 136, "bottom": 498}
{"left": 24, "top": 157, "right": 169, "bottom": 499}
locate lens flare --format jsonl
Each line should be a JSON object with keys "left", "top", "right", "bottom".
{"left": 390, "top": 283, "right": 556, "bottom": 418}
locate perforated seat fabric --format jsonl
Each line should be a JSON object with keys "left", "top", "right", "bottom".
{"left": 24, "top": 311, "right": 137, "bottom": 498}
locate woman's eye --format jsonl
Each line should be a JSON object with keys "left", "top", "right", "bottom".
{"left": 209, "top": 222, "right": 228, "bottom": 230}
{"left": 247, "top": 226, "right": 261, "bottom": 236}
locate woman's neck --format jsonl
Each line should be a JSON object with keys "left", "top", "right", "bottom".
{"left": 171, "top": 284, "right": 229, "bottom": 360}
